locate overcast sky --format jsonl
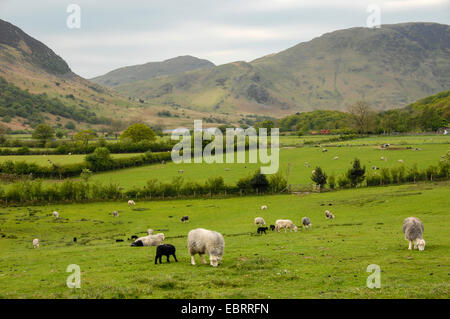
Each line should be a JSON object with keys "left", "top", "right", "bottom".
{"left": 1, "top": 0, "right": 449, "bottom": 78}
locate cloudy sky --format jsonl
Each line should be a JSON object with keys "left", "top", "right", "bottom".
{"left": 1, "top": 0, "right": 449, "bottom": 78}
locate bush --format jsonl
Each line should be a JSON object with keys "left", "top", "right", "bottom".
{"left": 250, "top": 170, "right": 269, "bottom": 193}
{"left": 311, "top": 167, "right": 327, "bottom": 189}
{"left": 346, "top": 158, "right": 365, "bottom": 187}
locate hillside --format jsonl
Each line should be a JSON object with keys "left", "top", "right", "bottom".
{"left": 112, "top": 22, "right": 450, "bottom": 116}
{"left": 90, "top": 56, "right": 215, "bottom": 87}
{"left": 0, "top": 19, "right": 138, "bottom": 130}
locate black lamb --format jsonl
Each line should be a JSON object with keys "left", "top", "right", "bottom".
{"left": 155, "top": 244, "right": 178, "bottom": 264}
{"left": 257, "top": 227, "right": 268, "bottom": 235}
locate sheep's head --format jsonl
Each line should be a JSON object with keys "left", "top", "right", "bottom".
{"left": 209, "top": 255, "right": 221, "bottom": 267}
{"left": 417, "top": 239, "right": 426, "bottom": 251}
{"left": 293, "top": 226, "right": 298, "bottom": 232}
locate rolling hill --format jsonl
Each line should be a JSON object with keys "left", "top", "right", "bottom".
{"left": 111, "top": 22, "right": 450, "bottom": 116}
{"left": 91, "top": 56, "right": 215, "bottom": 87}
{"left": 0, "top": 18, "right": 138, "bottom": 130}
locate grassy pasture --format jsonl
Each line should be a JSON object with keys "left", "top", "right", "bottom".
{"left": 0, "top": 153, "right": 145, "bottom": 167}
{"left": 0, "top": 181, "right": 448, "bottom": 298}
{"left": 88, "top": 142, "right": 449, "bottom": 189}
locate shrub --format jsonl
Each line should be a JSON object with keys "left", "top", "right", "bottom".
{"left": 346, "top": 158, "right": 365, "bottom": 187}
{"left": 250, "top": 170, "right": 269, "bottom": 193}
{"left": 311, "top": 167, "right": 327, "bottom": 189}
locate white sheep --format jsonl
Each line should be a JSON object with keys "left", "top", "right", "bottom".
{"left": 254, "top": 217, "right": 266, "bottom": 226}
{"left": 325, "top": 210, "right": 335, "bottom": 219}
{"left": 112, "top": 211, "right": 119, "bottom": 217}
{"left": 147, "top": 228, "right": 154, "bottom": 235}
{"left": 32, "top": 238, "right": 39, "bottom": 248}
{"left": 398, "top": 159, "right": 404, "bottom": 163}
{"left": 275, "top": 219, "right": 298, "bottom": 232}
{"left": 128, "top": 200, "right": 136, "bottom": 206}
{"left": 302, "top": 217, "right": 312, "bottom": 228}
{"left": 403, "top": 217, "right": 426, "bottom": 251}
{"left": 261, "top": 205, "right": 267, "bottom": 210}
{"left": 333, "top": 156, "right": 339, "bottom": 160}
{"left": 131, "top": 233, "right": 164, "bottom": 247}
{"left": 178, "top": 169, "right": 184, "bottom": 174}
{"left": 52, "top": 211, "right": 59, "bottom": 218}
{"left": 187, "top": 228, "right": 224, "bottom": 267}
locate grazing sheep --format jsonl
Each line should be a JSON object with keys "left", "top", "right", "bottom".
{"left": 161, "top": 160, "right": 166, "bottom": 165}
{"left": 155, "top": 244, "right": 178, "bottom": 264}
{"left": 275, "top": 219, "right": 298, "bottom": 233}
{"left": 128, "top": 200, "right": 136, "bottom": 206}
{"left": 178, "top": 169, "right": 184, "bottom": 174}
{"left": 254, "top": 217, "right": 266, "bottom": 226}
{"left": 147, "top": 229, "right": 154, "bottom": 235}
{"left": 269, "top": 225, "right": 275, "bottom": 231}
{"left": 403, "top": 217, "right": 426, "bottom": 251}
{"left": 131, "top": 233, "right": 165, "bottom": 247}
{"left": 32, "top": 238, "right": 39, "bottom": 248}
{"left": 398, "top": 159, "right": 404, "bottom": 163}
{"left": 187, "top": 228, "right": 225, "bottom": 267}
{"left": 334, "top": 156, "right": 339, "bottom": 160}
{"left": 325, "top": 210, "right": 335, "bottom": 219}
{"left": 112, "top": 211, "right": 119, "bottom": 217}
{"left": 257, "top": 226, "right": 268, "bottom": 235}
{"left": 73, "top": 237, "right": 77, "bottom": 243}
{"left": 52, "top": 211, "right": 59, "bottom": 218}
{"left": 322, "top": 149, "right": 328, "bottom": 152}
{"left": 302, "top": 217, "right": 312, "bottom": 228}
{"left": 181, "top": 216, "right": 189, "bottom": 223}
{"left": 380, "top": 156, "right": 384, "bottom": 161}
{"left": 261, "top": 205, "right": 267, "bottom": 210}
{"left": 131, "top": 235, "right": 138, "bottom": 240}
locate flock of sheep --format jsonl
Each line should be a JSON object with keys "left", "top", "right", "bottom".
{"left": 31, "top": 200, "right": 427, "bottom": 266}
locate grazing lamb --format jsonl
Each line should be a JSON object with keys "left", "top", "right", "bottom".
{"left": 73, "top": 237, "right": 77, "bottom": 243}
{"left": 128, "top": 200, "right": 136, "bottom": 206}
{"left": 112, "top": 211, "right": 119, "bottom": 217}
{"left": 254, "top": 217, "right": 266, "bottom": 226}
{"left": 398, "top": 159, "right": 404, "bottom": 163}
{"left": 257, "top": 226, "right": 268, "bottom": 235}
{"left": 32, "top": 238, "right": 39, "bottom": 248}
{"left": 325, "top": 210, "right": 335, "bottom": 219}
{"left": 275, "top": 219, "right": 298, "bottom": 233}
{"left": 302, "top": 217, "right": 312, "bottom": 228}
{"left": 403, "top": 217, "right": 426, "bottom": 251}
{"left": 187, "top": 228, "right": 225, "bottom": 267}
{"left": 322, "top": 149, "right": 328, "bottom": 153}
{"left": 131, "top": 233, "right": 165, "bottom": 247}
{"left": 155, "top": 244, "right": 178, "bottom": 264}
{"left": 52, "top": 211, "right": 59, "bottom": 218}
{"left": 269, "top": 225, "right": 275, "bottom": 231}
{"left": 181, "top": 216, "right": 189, "bottom": 223}
{"left": 334, "top": 156, "right": 339, "bottom": 160}
{"left": 261, "top": 205, "right": 267, "bottom": 210}
{"left": 147, "top": 229, "right": 154, "bottom": 235}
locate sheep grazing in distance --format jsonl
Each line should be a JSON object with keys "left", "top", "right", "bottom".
{"left": 334, "top": 156, "right": 339, "bottom": 160}
{"left": 147, "top": 229, "right": 154, "bottom": 235}
{"left": 302, "top": 217, "right": 312, "bottom": 228}
{"left": 131, "top": 233, "right": 165, "bottom": 247}
{"left": 131, "top": 235, "right": 138, "bottom": 240}
{"left": 257, "top": 227, "right": 268, "bottom": 235}
{"left": 52, "top": 211, "right": 59, "bottom": 218}
{"left": 254, "top": 217, "right": 266, "bottom": 226}
{"left": 325, "top": 210, "right": 335, "bottom": 219}
{"left": 32, "top": 238, "right": 39, "bottom": 248}
{"left": 155, "top": 244, "right": 178, "bottom": 264}
{"left": 398, "top": 159, "right": 404, "bottom": 163}
{"left": 269, "top": 225, "right": 275, "bottom": 231}
{"left": 322, "top": 149, "right": 328, "bottom": 152}
{"left": 73, "top": 237, "right": 77, "bottom": 243}
{"left": 261, "top": 205, "right": 267, "bottom": 210}
{"left": 128, "top": 200, "right": 136, "bottom": 206}
{"left": 187, "top": 228, "right": 224, "bottom": 267}
{"left": 181, "top": 216, "right": 189, "bottom": 223}
{"left": 403, "top": 217, "right": 426, "bottom": 251}
{"left": 380, "top": 156, "right": 384, "bottom": 161}
{"left": 112, "top": 211, "right": 119, "bottom": 217}
{"left": 178, "top": 169, "right": 184, "bottom": 174}
{"left": 275, "top": 219, "right": 298, "bottom": 233}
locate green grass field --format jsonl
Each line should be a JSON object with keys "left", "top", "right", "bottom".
{"left": 0, "top": 181, "right": 448, "bottom": 298}
{"left": 87, "top": 142, "right": 449, "bottom": 189}
{"left": 0, "top": 153, "right": 144, "bottom": 167}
